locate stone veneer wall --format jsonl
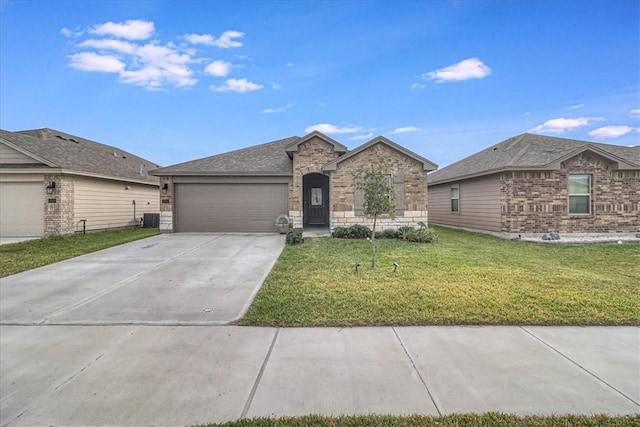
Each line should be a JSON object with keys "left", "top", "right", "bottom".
{"left": 501, "top": 154, "right": 639, "bottom": 233}
{"left": 159, "top": 176, "right": 174, "bottom": 232}
{"left": 289, "top": 136, "right": 341, "bottom": 228}
{"left": 44, "top": 174, "right": 75, "bottom": 236}
{"left": 329, "top": 143, "right": 428, "bottom": 230}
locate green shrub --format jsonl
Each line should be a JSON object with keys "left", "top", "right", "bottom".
{"left": 402, "top": 228, "right": 439, "bottom": 243}
{"left": 397, "top": 226, "right": 415, "bottom": 240}
{"left": 331, "top": 226, "right": 348, "bottom": 238}
{"left": 382, "top": 228, "right": 399, "bottom": 239}
{"left": 347, "top": 224, "right": 372, "bottom": 239}
{"left": 331, "top": 224, "right": 372, "bottom": 239}
{"left": 285, "top": 228, "right": 304, "bottom": 245}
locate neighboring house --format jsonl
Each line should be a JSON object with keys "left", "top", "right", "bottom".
{"left": 428, "top": 133, "right": 639, "bottom": 234}
{"left": 149, "top": 131, "right": 438, "bottom": 233}
{"left": 0, "top": 128, "right": 160, "bottom": 237}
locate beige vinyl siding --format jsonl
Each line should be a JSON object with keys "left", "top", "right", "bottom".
{"left": 73, "top": 176, "right": 159, "bottom": 232}
{"left": 0, "top": 174, "right": 44, "bottom": 237}
{"left": 428, "top": 174, "right": 501, "bottom": 231}
{"left": 0, "top": 143, "right": 42, "bottom": 164}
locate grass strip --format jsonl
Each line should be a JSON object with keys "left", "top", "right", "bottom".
{"left": 0, "top": 228, "right": 160, "bottom": 278}
{"left": 198, "top": 413, "right": 640, "bottom": 427}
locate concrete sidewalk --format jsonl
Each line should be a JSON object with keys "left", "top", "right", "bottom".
{"left": 1, "top": 325, "right": 638, "bottom": 426}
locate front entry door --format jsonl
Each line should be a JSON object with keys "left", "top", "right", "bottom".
{"left": 307, "top": 187, "right": 325, "bottom": 224}
{"left": 303, "top": 173, "right": 329, "bottom": 226}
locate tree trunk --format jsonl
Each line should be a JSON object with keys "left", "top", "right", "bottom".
{"left": 371, "top": 214, "right": 377, "bottom": 268}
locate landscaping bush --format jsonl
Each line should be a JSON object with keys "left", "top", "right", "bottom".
{"left": 397, "top": 226, "right": 414, "bottom": 239}
{"left": 331, "top": 224, "right": 372, "bottom": 239}
{"left": 382, "top": 228, "right": 399, "bottom": 239}
{"left": 285, "top": 228, "right": 303, "bottom": 245}
{"left": 401, "top": 227, "right": 439, "bottom": 243}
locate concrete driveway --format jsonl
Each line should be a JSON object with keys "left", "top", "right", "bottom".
{"left": 0, "top": 233, "right": 285, "bottom": 325}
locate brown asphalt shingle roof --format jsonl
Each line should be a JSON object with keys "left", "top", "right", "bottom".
{"left": 0, "top": 128, "right": 160, "bottom": 185}
{"left": 428, "top": 133, "right": 640, "bottom": 185}
{"left": 149, "top": 136, "right": 299, "bottom": 176}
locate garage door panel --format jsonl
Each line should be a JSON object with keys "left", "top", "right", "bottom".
{"left": 0, "top": 182, "right": 44, "bottom": 237}
{"left": 175, "top": 183, "right": 288, "bottom": 232}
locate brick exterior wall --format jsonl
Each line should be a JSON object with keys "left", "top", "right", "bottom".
{"left": 501, "top": 153, "right": 639, "bottom": 233}
{"left": 44, "top": 174, "right": 75, "bottom": 236}
{"left": 289, "top": 136, "right": 341, "bottom": 228}
{"left": 329, "top": 142, "right": 428, "bottom": 230}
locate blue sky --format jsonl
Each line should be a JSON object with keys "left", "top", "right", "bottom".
{"left": 1, "top": 0, "right": 638, "bottom": 168}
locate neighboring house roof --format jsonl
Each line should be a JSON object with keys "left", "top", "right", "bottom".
{"left": 149, "top": 136, "right": 299, "bottom": 176}
{"left": 428, "top": 133, "right": 640, "bottom": 185}
{"left": 322, "top": 135, "right": 438, "bottom": 172}
{"left": 0, "top": 128, "right": 160, "bottom": 185}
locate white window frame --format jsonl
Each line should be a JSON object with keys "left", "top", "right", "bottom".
{"left": 451, "top": 184, "right": 459, "bottom": 213}
{"left": 568, "top": 175, "right": 591, "bottom": 215}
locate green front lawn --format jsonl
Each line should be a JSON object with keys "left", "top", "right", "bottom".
{"left": 240, "top": 226, "right": 640, "bottom": 326}
{"left": 0, "top": 228, "right": 160, "bottom": 278}
{"left": 200, "top": 414, "right": 640, "bottom": 427}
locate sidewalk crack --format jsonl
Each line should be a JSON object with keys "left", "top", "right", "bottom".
{"left": 392, "top": 327, "right": 442, "bottom": 416}
{"left": 241, "top": 327, "right": 279, "bottom": 418}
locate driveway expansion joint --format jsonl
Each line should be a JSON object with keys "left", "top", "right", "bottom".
{"left": 519, "top": 326, "right": 640, "bottom": 407}
{"left": 392, "top": 326, "right": 443, "bottom": 416}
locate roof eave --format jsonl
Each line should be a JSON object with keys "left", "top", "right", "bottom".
{"left": 149, "top": 170, "right": 292, "bottom": 177}
{"left": 284, "top": 131, "right": 348, "bottom": 154}
{"left": 0, "top": 138, "right": 59, "bottom": 168}
{"left": 322, "top": 135, "right": 437, "bottom": 172}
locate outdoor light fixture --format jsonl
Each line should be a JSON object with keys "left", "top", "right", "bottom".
{"left": 353, "top": 262, "right": 360, "bottom": 273}
{"left": 393, "top": 262, "right": 399, "bottom": 273}
{"left": 162, "top": 183, "right": 169, "bottom": 194}
{"left": 46, "top": 181, "right": 56, "bottom": 194}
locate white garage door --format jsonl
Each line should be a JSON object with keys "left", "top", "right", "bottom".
{"left": 174, "top": 183, "right": 288, "bottom": 232}
{"left": 0, "top": 182, "right": 44, "bottom": 237}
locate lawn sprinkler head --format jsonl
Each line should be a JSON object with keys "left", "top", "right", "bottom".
{"left": 393, "top": 262, "right": 399, "bottom": 273}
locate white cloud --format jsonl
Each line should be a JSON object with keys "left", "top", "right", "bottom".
{"left": 391, "top": 126, "right": 419, "bottom": 134}
{"left": 79, "top": 39, "right": 137, "bottom": 54}
{"left": 568, "top": 104, "right": 584, "bottom": 110}
{"left": 631, "top": 109, "right": 640, "bottom": 115}
{"left": 304, "top": 123, "right": 362, "bottom": 134}
{"left": 68, "top": 52, "right": 125, "bottom": 73}
{"left": 90, "top": 20, "right": 154, "bottom": 40}
{"left": 262, "top": 103, "right": 294, "bottom": 114}
{"left": 211, "top": 78, "right": 263, "bottom": 93}
{"left": 588, "top": 125, "right": 636, "bottom": 139}
{"left": 424, "top": 57, "right": 491, "bottom": 83}
{"left": 183, "top": 30, "right": 244, "bottom": 48}
{"left": 349, "top": 132, "right": 374, "bottom": 141}
{"left": 286, "top": 62, "right": 295, "bottom": 67}
{"left": 65, "top": 21, "right": 257, "bottom": 91}
{"left": 204, "top": 60, "right": 232, "bottom": 77}
{"left": 530, "top": 117, "right": 603, "bottom": 134}
{"left": 61, "top": 27, "right": 83, "bottom": 38}
{"left": 411, "top": 83, "right": 425, "bottom": 90}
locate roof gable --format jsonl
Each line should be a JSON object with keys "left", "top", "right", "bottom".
{"left": 150, "top": 136, "right": 298, "bottom": 176}
{"left": 1, "top": 128, "right": 160, "bottom": 185}
{"left": 322, "top": 135, "right": 438, "bottom": 172}
{"left": 284, "top": 131, "right": 347, "bottom": 158}
{"left": 428, "top": 133, "right": 640, "bottom": 185}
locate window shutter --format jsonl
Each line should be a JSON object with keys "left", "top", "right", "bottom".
{"left": 354, "top": 186, "right": 364, "bottom": 216}
{"left": 394, "top": 174, "right": 404, "bottom": 216}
